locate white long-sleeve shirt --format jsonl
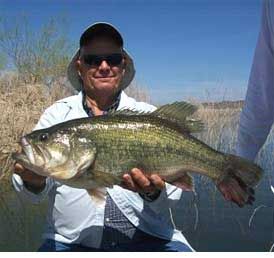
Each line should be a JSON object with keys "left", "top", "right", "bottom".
{"left": 12, "top": 90, "right": 193, "bottom": 249}
{"left": 236, "top": 0, "right": 274, "bottom": 163}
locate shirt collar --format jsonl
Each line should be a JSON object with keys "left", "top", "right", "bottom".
{"left": 82, "top": 90, "right": 122, "bottom": 117}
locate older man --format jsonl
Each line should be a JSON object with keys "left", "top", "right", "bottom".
{"left": 12, "top": 23, "right": 193, "bottom": 252}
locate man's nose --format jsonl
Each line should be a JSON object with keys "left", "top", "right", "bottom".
{"left": 98, "top": 60, "right": 110, "bottom": 70}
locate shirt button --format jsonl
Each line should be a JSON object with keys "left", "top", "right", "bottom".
{"left": 111, "top": 242, "right": 116, "bottom": 246}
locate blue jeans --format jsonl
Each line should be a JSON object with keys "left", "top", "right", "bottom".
{"left": 38, "top": 238, "right": 193, "bottom": 252}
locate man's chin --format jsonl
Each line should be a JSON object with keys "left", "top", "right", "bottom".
{"left": 96, "top": 77, "right": 112, "bottom": 82}
{"left": 93, "top": 79, "right": 120, "bottom": 90}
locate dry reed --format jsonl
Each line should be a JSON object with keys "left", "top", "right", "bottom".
{"left": 0, "top": 74, "right": 74, "bottom": 190}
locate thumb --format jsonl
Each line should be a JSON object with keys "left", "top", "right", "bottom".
{"left": 14, "top": 163, "right": 25, "bottom": 174}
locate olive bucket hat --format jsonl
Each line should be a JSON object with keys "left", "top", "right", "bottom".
{"left": 67, "top": 22, "right": 135, "bottom": 91}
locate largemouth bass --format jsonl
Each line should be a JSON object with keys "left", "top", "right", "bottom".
{"left": 12, "top": 102, "right": 262, "bottom": 207}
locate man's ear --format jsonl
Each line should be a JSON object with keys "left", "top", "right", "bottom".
{"left": 122, "top": 58, "right": 126, "bottom": 75}
{"left": 75, "top": 60, "right": 82, "bottom": 77}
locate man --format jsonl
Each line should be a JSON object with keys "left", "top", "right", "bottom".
{"left": 12, "top": 22, "right": 193, "bottom": 252}
{"left": 236, "top": 0, "right": 274, "bottom": 178}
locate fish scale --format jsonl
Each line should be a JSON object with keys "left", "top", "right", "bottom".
{"left": 85, "top": 115, "right": 226, "bottom": 180}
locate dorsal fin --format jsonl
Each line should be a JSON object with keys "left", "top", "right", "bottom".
{"left": 108, "top": 108, "right": 147, "bottom": 116}
{"left": 152, "top": 102, "right": 204, "bottom": 133}
{"left": 153, "top": 101, "right": 197, "bottom": 118}
{"left": 108, "top": 101, "right": 204, "bottom": 133}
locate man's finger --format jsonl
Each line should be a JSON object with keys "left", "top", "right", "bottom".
{"left": 149, "top": 174, "right": 165, "bottom": 190}
{"left": 122, "top": 173, "right": 137, "bottom": 192}
{"left": 130, "top": 168, "right": 151, "bottom": 192}
{"left": 13, "top": 162, "right": 47, "bottom": 185}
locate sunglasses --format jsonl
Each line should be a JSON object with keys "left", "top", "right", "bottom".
{"left": 82, "top": 53, "right": 123, "bottom": 67}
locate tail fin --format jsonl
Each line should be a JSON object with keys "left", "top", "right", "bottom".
{"left": 217, "top": 154, "right": 263, "bottom": 207}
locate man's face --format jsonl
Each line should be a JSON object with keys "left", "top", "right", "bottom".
{"left": 77, "top": 36, "right": 125, "bottom": 96}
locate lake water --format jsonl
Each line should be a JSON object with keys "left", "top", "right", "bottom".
{"left": 173, "top": 174, "right": 274, "bottom": 251}
{"left": 0, "top": 174, "right": 273, "bottom": 252}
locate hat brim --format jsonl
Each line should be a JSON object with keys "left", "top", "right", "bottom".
{"left": 67, "top": 48, "right": 135, "bottom": 92}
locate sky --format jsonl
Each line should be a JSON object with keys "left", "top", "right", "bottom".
{"left": 0, "top": 0, "right": 262, "bottom": 104}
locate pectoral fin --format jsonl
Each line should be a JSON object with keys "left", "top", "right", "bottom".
{"left": 91, "top": 170, "right": 122, "bottom": 187}
{"left": 86, "top": 170, "right": 122, "bottom": 205}
{"left": 87, "top": 188, "right": 107, "bottom": 205}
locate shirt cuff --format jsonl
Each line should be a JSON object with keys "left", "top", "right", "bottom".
{"left": 139, "top": 189, "right": 162, "bottom": 201}
{"left": 142, "top": 183, "right": 182, "bottom": 213}
{"left": 12, "top": 174, "right": 51, "bottom": 204}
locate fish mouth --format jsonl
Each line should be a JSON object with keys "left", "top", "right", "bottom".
{"left": 12, "top": 137, "right": 34, "bottom": 164}
{"left": 21, "top": 137, "right": 36, "bottom": 164}
{"left": 12, "top": 137, "right": 47, "bottom": 174}
{"left": 11, "top": 151, "right": 40, "bottom": 174}
{"left": 12, "top": 152, "right": 30, "bottom": 166}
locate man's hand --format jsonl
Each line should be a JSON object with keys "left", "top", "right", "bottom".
{"left": 14, "top": 163, "right": 47, "bottom": 193}
{"left": 121, "top": 168, "right": 165, "bottom": 195}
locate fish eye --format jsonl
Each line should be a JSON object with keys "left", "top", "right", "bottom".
{"left": 39, "top": 133, "right": 49, "bottom": 142}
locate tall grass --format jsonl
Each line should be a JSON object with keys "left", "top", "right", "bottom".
{"left": 0, "top": 74, "right": 74, "bottom": 251}
{"left": 0, "top": 74, "right": 74, "bottom": 183}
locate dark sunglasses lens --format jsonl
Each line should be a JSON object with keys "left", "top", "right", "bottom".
{"left": 83, "top": 54, "right": 123, "bottom": 66}
{"left": 106, "top": 54, "right": 123, "bottom": 66}
{"left": 83, "top": 55, "right": 102, "bottom": 66}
